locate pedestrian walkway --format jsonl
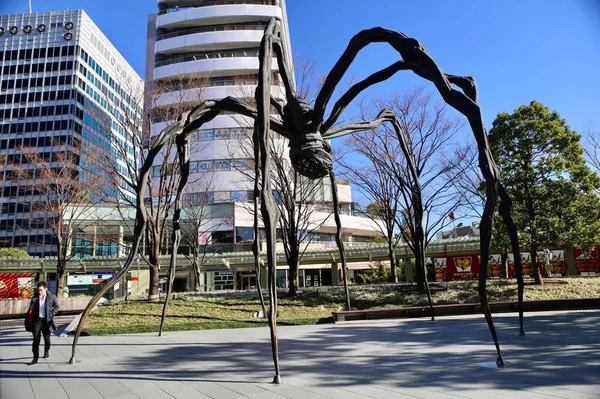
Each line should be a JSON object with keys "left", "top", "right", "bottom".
{"left": 1, "top": 310, "right": 599, "bottom": 398}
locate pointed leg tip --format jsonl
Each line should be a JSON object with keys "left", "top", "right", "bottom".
{"left": 496, "top": 357, "right": 505, "bottom": 368}
{"left": 68, "top": 357, "right": 75, "bottom": 364}
{"left": 519, "top": 330, "right": 525, "bottom": 336}
{"left": 272, "top": 375, "right": 281, "bottom": 384}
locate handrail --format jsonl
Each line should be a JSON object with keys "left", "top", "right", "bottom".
{"left": 0, "top": 237, "right": 481, "bottom": 273}
{"left": 155, "top": 48, "right": 261, "bottom": 68}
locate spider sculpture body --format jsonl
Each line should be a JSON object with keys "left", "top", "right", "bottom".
{"left": 70, "top": 18, "right": 525, "bottom": 383}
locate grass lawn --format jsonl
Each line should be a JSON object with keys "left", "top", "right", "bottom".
{"left": 82, "top": 277, "right": 600, "bottom": 335}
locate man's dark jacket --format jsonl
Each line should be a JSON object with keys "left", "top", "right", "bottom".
{"left": 25, "top": 291, "right": 60, "bottom": 332}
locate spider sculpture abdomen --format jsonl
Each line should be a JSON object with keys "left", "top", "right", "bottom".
{"left": 288, "top": 131, "right": 333, "bottom": 179}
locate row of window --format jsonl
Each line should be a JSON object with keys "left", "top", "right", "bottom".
{"left": 188, "top": 127, "right": 251, "bottom": 142}
{"left": 0, "top": 74, "right": 73, "bottom": 90}
{"left": 0, "top": 135, "right": 79, "bottom": 150}
{"left": 1, "top": 104, "right": 80, "bottom": 120}
{"left": 0, "top": 45, "right": 76, "bottom": 61}
{"left": 0, "top": 88, "right": 84, "bottom": 105}
{"left": 0, "top": 119, "right": 82, "bottom": 134}
{"left": 1, "top": 60, "right": 74, "bottom": 76}
{"left": 1, "top": 151, "right": 80, "bottom": 168}
{"left": 183, "top": 190, "right": 254, "bottom": 205}
{"left": 150, "top": 158, "right": 254, "bottom": 177}
{"left": 80, "top": 48, "right": 139, "bottom": 114}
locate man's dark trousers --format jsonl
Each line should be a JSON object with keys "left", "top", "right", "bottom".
{"left": 32, "top": 317, "right": 51, "bottom": 359}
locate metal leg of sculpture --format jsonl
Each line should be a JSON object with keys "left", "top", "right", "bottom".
{"left": 479, "top": 183, "right": 504, "bottom": 366}
{"left": 252, "top": 121, "right": 268, "bottom": 317}
{"left": 498, "top": 183, "right": 525, "bottom": 336}
{"left": 329, "top": 171, "right": 351, "bottom": 311}
{"left": 159, "top": 135, "right": 191, "bottom": 337}
{"left": 256, "top": 19, "right": 281, "bottom": 384}
{"left": 69, "top": 139, "right": 168, "bottom": 363}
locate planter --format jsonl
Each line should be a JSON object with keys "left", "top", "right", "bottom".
{"left": 0, "top": 296, "right": 94, "bottom": 318}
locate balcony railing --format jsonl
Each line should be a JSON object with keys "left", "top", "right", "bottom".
{"left": 155, "top": 47, "right": 261, "bottom": 68}
{"left": 156, "top": 22, "right": 268, "bottom": 42}
{"left": 158, "top": 0, "right": 278, "bottom": 15}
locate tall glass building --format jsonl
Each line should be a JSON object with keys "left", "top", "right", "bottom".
{"left": 0, "top": 10, "right": 144, "bottom": 256}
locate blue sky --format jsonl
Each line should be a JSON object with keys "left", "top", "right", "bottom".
{"left": 2, "top": 0, "right": 598, "bottom": 134}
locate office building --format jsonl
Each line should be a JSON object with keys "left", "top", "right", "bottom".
{"left": 0, "top": 10, "right": 144, "bottom": 256}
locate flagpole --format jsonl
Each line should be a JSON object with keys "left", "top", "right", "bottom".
{"left": 29, "top": 0, "right": 32, "bottom": 13}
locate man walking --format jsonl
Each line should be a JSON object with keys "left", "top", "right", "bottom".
{"left": 26, "top": 282, "right": 59, "bottom": 365}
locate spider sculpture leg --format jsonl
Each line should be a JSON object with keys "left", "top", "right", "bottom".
{"left": 498, "top": 183, "right": 525, "bottom": 336}
{"left": 327, "top": 109, "right": 436, "bottom": 320}
{"left": 68, "top": 117, "right": 188, "bottom": 363}
{"left": 69, "top": 97, "right": 276, "bottom": 363}
{"left": 256, "top": 18, "right": 283, "bottom": 384}
{"left": 315, "top": 28, "right": 527, "bottom": 364}
{"left": 159, "top": 134, "right": 191, "bottom": 337}
{"left": 329, "top": 170, "right": 352, "bottom": 311}
{"left": 252, "top": 120, "right": 268, "bottom": 318}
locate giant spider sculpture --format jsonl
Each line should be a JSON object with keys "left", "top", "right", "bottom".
{"left": 70, "top": 18, "right": 525, "bottom": 383}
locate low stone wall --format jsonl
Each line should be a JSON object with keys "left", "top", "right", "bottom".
{"left": 0, "top": 296, "right": 94, "bottom": 318}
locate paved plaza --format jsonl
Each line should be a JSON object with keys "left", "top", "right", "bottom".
{"left": 1, "top": 310, "right": 599, "bottom": 398}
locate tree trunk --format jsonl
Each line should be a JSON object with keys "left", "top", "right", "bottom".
{"left": 414, "top": 250, "right": 425, "bottom": 292}
{"left": 388, "top": 242, "right": 398, "bottom": 283}
{"left": 288, "top": 252, "right": 299, "bottom": 296}
{"left": 530, "top": 247, "right": 544, "bottom": 285}
{"left": 194, "top": 267, "right": 202, "bottom": 292}
{"left": 500, "top": 250, "right": 508, "bottom": 278}
{"left": 56, "top": 260, "right": 66, "bottom": 297}
{"left": 148, "top": 262, "right": 160, "bottom": 301}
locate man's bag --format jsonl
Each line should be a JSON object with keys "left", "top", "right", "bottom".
{"left": 24, "top": 307, "right": 34, "bottom": 332}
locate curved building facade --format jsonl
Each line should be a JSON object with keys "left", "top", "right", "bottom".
{"left": 146, "top": 1, "right": 384, "bottom": 290}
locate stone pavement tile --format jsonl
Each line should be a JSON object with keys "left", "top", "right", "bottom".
{"left": 86, "top": 377, "right": 135, "bottom": 398}
{"left": 26, "top": 362, "right": 69, "bottom": 398}
{"left": 54, "top": 376, "right": 105, "bottom": 399}
{"left": 559, "top": 385, "right": 600, "bottom": 397}
{"left": 145, "top": 380, "right": 213, "bottom": 399}
{"left": 1, "top": 378, "right": 36, "bottom": 399}
{"left": 245, "top": 389, "right": 292, "bottom": 399}
{"left": 341, "top": 383, "right": 427, "bottom": 398}
{"left": 218, "top": 381, "right": 274, "bottom": 397}
{"left": 182, "top": 380, "right": 249, "bottom": 399}
{"left": 259, "top": 382, "right": 332, "bottom": 399}
{"left": 386, "top": 386, "right": 466, "bottom": 399}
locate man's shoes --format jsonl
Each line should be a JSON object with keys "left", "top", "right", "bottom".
{"left": 27, "top": 358, "right": 38, "bottom": 365}
{"left": 43, "top": 351, "right": 49, "bottom": 358}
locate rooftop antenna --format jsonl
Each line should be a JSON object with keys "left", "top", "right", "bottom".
{"left": 28, "top": 0, "right": 32, "bottom": 13}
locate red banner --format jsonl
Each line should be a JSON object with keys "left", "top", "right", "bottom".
{"left": 573, "top": 248, "right": 599, "bottom": 273}
{"left": 0, "top": 273, "right": 34, "bottom": 299}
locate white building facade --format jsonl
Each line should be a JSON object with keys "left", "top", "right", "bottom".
{"left": 147, "top": 1, "right": 383, "bottom": 289}
{"left": 0, "top": 10, "right": 143, "bottom": 256}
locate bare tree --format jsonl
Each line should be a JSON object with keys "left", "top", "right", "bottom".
{"left": 338, "top": 134, "right": 403, "bottom": 282}
{"left": 8, "top": 140, "right": 109, "bottom": 296}
{"left": 340, "top": 88, "right": 467, "bottom": 291}
{"left": 179, "top": 179, "right": 222, "bottom": 291}
{"left": 227, "top": 60, "right": 332, "bottom": 296}
{"left": 91, "top": 72, "right": 209, "bottom": 301}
